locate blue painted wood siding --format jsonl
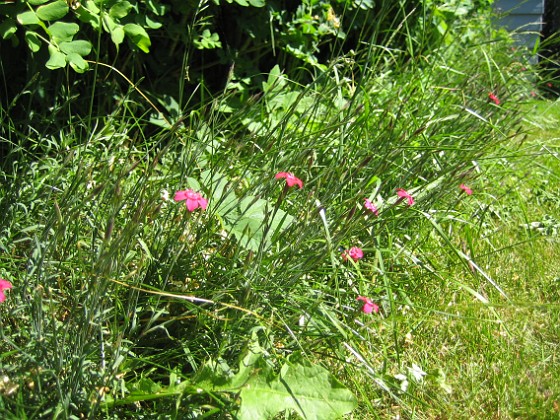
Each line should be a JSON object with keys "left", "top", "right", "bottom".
{"left": 493, "top": 0, "right": 545, "bottom": 49}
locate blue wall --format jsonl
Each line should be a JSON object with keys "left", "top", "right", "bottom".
{"left": 494, "top": 0, "right": 545, "bottom": 50}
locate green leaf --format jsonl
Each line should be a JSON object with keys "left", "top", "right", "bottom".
{"left": 75, "top": 2, "right": 101, "bottom": 30}
{"left": 196, "top": 334, "right": 358, "bottom": 419}
{"left": 0, "top": 19, "right": 18, "bottom": 40}
{"left": 17, "top": 11, "right": 40, "bottom": 26}
{"left": 24, "top": 30, "right": 42, "bottom": 52}
{"left": 109, "top": 1, "right": 132, "bottom": 19}
{"left": 59, "top": 39, "right": 92, "bottom": 56}
{"left": 110, "top": 25, "right": 125, "bottom": 46}
{"left": 144, "top": 14, "right": 162, "bottom": 30}
{"left": 122, "top": 23, "right": 150, "bottom": 53}
{"left": 48, "top": 21, "right": 79, "bottom": 42}
{"left": 145, "top": 0, "right": 167, "bottom": 15}
{"left": 66, "top": 52, "right": 89, "bottom": 72}
{"left": 28, "top": 0, "right": 51, "bottom": 5}
{"left": 36, "top": 1, "right": 69, "bottom": 21}
{"left": 45, "top": 45, "right": 66, "bottom": 69}
{"left": 238, "top": 360, "right": 357, "bottom": 419}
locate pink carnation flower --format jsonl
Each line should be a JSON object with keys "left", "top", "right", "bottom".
{"left": 174, "top": 189, "right": 208, "bottom": 212}
{"left": 364, "top": 198, "right": 379, "bottom": 216}
{"left": 459, "top": 184, "right": 473, "bottom": 195}
{"left": 342, "top": 246, "right": 364, "bottom": 262}
{"left": 356, "top": 296, "right": 379, "bottom": 314}
{"left": 397, "top": 189, "right": 414, "bottom": 206}
{"left": 488, "top": 92, "right": 500, "bottom": 105}
{"left": 275, "top": 172, "right": 303, "bottom": 189}
{"left": 0, "top": 279, "right": 13, "bottom": 303}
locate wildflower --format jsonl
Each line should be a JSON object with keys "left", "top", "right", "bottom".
{"left": 488, "top": 92, "right": 500, "bottom": 105}
{"left": 356, "top": 296, "right": 379, "bottom": 314}
{"left": 396, "top": 189, "right": 414, "bottom": 206}
{"left": 275, "top": 172, "right": 303, "bottom": 189}
{"left": 342, "top": 246, "right": 364, "bottom": 262}
{"left": 0, "top": 279, "right": 12, "bottom": 303}
{"left": 459, "top": 184, "right": 473, "bottom": 195}
{"left": 364, "top": 198, "right": 379, "bottom": 216}
{"left": 174, "top": 189, "right": 208, "bottom": 212}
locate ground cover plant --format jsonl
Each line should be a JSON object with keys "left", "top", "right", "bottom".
{"left": 1, "top": 0, "right": 559, "bottom": 418}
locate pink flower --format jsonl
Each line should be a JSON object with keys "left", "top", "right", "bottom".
{"left": 356, "top": 296, "right": 379, "bottom": 314}
{"left": 275, "top": 172, "right": 303, "bottom": 189}
{"left": 459, "top": 184, "right": 473, "bottom": 195}
{"left": 0, "top": 279, "right": 12, "bottom": 303}
{"left": 342, "top": 246, "right": 364, "bottom": 262}
{"left": 364, "top": 198, "right": 379, "bottom": 216}
{"left": 488, "top": 92, "right": 500, "bottom": 105}
{"left": 396, "top": 189, "right": 414, "bottom": 206}
{"left": 174, "top": 189, "right": 208, "bottom": 212}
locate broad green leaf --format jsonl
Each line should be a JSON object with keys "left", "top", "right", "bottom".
{"left": 144, "top": 14, "right": 162, "bottom": 30}
{"left": 123, "top": 23, "right": 150, "bottom": 53}
{"left": 59, "top": 40, "right": 92, "bottom": 56}
{"left": 48, "top": 21, "right": 79, "bottom": 42}
{"left": 36, "top": 1, "right": 69, "bottom": 21}
{"left": 17, "top": 11, "right": 40, "bottom": 26}
{"left": 45, "top": 45, "right": 66, "bottom": 69}
{"left": 28, "top": 0, "right": 51, "bottom": 4}
{"left": 110, "top": 25, "right": 125, "bottom": 46}
{"left": 226, "top": 196, "right": 294, "bottom": 252}
{"left": 24, "top": 30, "right": 42, "bottom": 52}
{"left": 248, "top": 0, "right": 265, "bottom": 6}
{"left": 238, "top": 360, "right": 357, "bottom": 419}
{"left": 83, "top": 0, "right": 100, "bottom": 13}
{"left": 66, "top": 52, "right": 89, "bottom": 72}
{"left": 75, "top": 2, "right": 101, "bottom": 30}
{"left": 197, "top": 334, "right": 357, "bottom": 419}
{"left": 109, "top": 1, "right": 132, "bottom": 19}
{"left": 0, "top": 19, "right": 17, "bottom": 40}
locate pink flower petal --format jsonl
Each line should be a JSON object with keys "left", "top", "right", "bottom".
{"left": 0, "top": 279, "right": 12, "bottom": 291}
{"left": 174, "top": 189, "right": 208, "bottom": 212}
{"left": 459, "top": 184, "right": 473, "bottom": 195}
{"left": 364, "top": 198, "right": 379, "bottom": 216}
{"left": 174, "top": 190, "right": 189, "bottom": 202}
{"left": 397, "top": 189, "right": 414, "bottom": 206}
{"left": 342, "top": 246, "right": 364, "bottom": 262}
{"left": 275, "top": 172, "right": 303, "bottom": 189}
{"left": 488, "top": 92, "right": 500, "bottom": 105}
{"left": 356, "top": 296, "right": 379, "bottom": 314}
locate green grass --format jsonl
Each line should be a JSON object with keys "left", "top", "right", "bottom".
{"left": 373, "top": 100, "right": 560, "bottom": 419}
{"left": 1, "top": 5, "right": 560, "bottom": 418}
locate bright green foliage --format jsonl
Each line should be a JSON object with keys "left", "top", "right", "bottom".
{"left": 101, "top": 332, "right": 356, "bottom": 418}
{"left": 2, "top": 0, "right": 159, "bottom": 71}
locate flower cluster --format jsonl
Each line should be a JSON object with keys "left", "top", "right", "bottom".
{"left": 173, "top": 171, "right": 473, "bottom": 317}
